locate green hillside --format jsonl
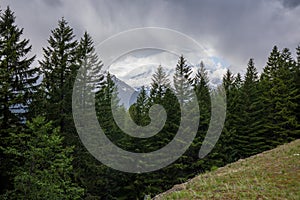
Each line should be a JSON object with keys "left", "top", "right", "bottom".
{"left": 154, "top": 139, "right": 300, "bottom": 200}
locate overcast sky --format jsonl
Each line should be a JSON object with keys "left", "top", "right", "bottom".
{"left": 1, "top": 0, "right": 300, "bottom": 84}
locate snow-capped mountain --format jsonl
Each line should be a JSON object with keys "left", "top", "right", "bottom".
{"left": 113, "top": 64, "right": 175, "bottom": 89}
{"left": 111, "top": 75, "right": 139, "bottom": 108}
{"left": 109, "top": 58, "right": 227, "bottom": 109}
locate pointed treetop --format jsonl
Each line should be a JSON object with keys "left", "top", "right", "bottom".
{"left": 244, "top": 58, "right": 258, "bottom": 84}
{"left": 234, "top": 73, "right": 242, "bottom": 88}
{"left": 151, "top": 65, "right": 170, "bottom": 88}
{"left": 194, "top": 61, "right": 209, "bottom": 86}
{"left": 223, "top": 69, "right": 234, "bottom": 85}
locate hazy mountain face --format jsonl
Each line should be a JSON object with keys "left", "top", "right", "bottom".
{"left": 111, "top": 75, "right": 139, "bottom": 108}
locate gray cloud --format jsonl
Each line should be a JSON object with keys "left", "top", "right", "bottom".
{"left": 1, "top": 0, "right": 300, "bottom": 76}
{"left": 43, "top": 0, "right": 62, "bottom": 7}
{"left": 281, "top": 0, "right": 300, "bottom": 9}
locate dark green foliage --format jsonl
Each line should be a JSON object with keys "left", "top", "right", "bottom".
{"left": 173, "top": 55, "right": 193, "bottom": 104}
{"left": 294, "top": 46, "right": 300, "bottom": 125}
{"left": 217, "top": 69, "right": 236, "bottom": 163}
{"left": 95, "top": 72, "right": 120, "bottom": 135}
{"left": 1, "top": 117, "right": 84, "bottom": 200}
{"left": 260, "top": 47, "right": 300, "bottom": 148}
{"left": 188, "top": 61, "right": 211, "bottom": 172}
{"left": 130, "top": 86, "right": 150, "bottom": 126}
{"left": 193, "top": 61, "right": 211, "bottom": 135}
{"left": 76, "top": 31, "right": 104, "bottom": 109}
{"left": 0, "top": 6, "right": 38, "bottom": 128}
{"left": 0, "top": 6, "right": 39, "bottom": 193}
{"left": 71, "top": 31, "right": 109, "bottom": 199}
{"left": 39, "top": 18, "right": 78, "bottom": 136}
{"left": 232, "top": 59, "right": 266, "bottom": 159}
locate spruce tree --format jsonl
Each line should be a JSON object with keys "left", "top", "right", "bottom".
{"left": 1, "top": 117, "right": 84, "bottom": 199}
{"left": 72, "top": 31, "right": 108, "bottom": 199}
{"left": 150, "top": 65, "right": 170, "bottom": 104}
{"left": 294, "top": 46, "right": 300, "bottom": 126}
{"left": 130, "top": 86, "right": 150, "bottom": 126}
{"left": 0, "top": 6, "right": 39, "bottom": 193}
{"left": 217, "top": 69, "right": 236, "bottom": 163}
{"left": 0, "top": 6, "right": 38, "bottom": 129}
{"left": 260, "top": 46, "right": 299, "bottom": 148}
{"left": 173, "top": 55, "right": 193, "bottom": 105}
{"left": 259, "top": 46, "right": 280, "bottom": 148}
{"left": 39, "top": 18, "right": 78, "bottom": 136}
{"left": 275, "top": 48, "right": 299, "bottom": 141}
{"left": 76, "top": 31, "right": 104, "bottom": 110}
{"left": 189, "top": 61, "right": 211, "bottom": 170}
{"left": 234, "top": 73, "right": 242, "bottom": 88}
{"left": 95, "top": 72, "right": 122, "bottom": 143}
{"left": 233, "top": 59, "right": 265, "bottom": 159}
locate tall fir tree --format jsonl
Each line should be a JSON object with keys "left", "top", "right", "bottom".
{"left": 39, "top": 18, "right": 78, "bottom": 140}
{"left": 275, "top": 48, "right": 299, "bottom": 141}
{"left": 260, "top": 46, "right": 299, "bottom": 148}
{"left": 294, "top": 46, "right": 300, "bottom": 125}
{"left": 188, "top": 61, "right": 211, "bottom": 171}
{"left": 71, "top": 31, "right": 108, "bottom": 199}
{"left": 95, "top": 72, "right": 122, "bottom": 143}
{"left": 216, "top": 69, "right": 236, "bottom": 163}
{"left": 1, "top": 117, "right": 84, "bottom": 200}
{"left": 76, "top": 31, "right": 104, "bottom": 110}
{"left": 150, "top": 65, "right": 170, "bottom": 104}
{"left": 0, "top": 6, "right": 39, "bottom": 193}
{"left": 0, "top": 6, "right": 38, "bottom": 129}
{"left": 173, "top": 55, "right": 193, "bottom": 105}
{"left": 232, "top": 59, "right": 266, "bottom": 159}
{"left": 130, "top": 86, "right": 150, "bottom": 127}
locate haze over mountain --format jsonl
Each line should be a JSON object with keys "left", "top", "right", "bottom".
{"left": 109, "top": 48, "right": 227, "bottom": 91}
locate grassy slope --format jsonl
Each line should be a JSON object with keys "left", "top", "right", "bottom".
{"left": 153, "top": 139, "right": 300, "bottom": 200}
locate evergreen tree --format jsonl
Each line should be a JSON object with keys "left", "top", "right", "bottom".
{"left": 222, "top": 69, "right": 235, "bottom": 93}
{"left": 0, "top": 6, "right": 38, "bottom": 129}
{"left": 76, "top": 31, "right": 104, "bottom": 110}
{"left": 216, "top": 69, "right": 236, "bottom": 163}
{"left": 275, "top": 48, "right": 299, "bottom": 141}
{"left": 294, "top": 46, "right": 300, "bottom": 125}
{"left": 234, "top": 73, "right": 242, "bottom": 89}
{"left": 193, "top": 61, "right": 210, "bottom": 109}
{"left": 130, "top": 86, "right": 150, "bottom": 126}
{"left": 259, "top": 46, "right": 280, "bottom": 148}
{"left": 1, "top": 117, "right": 84, "bottom": 199}
{"left": 150, "top": 65, "right": 170, "bottom": 104}
{"left": 39, "top": 18, "right": 78, "bottom": 136}
{"left": 233, "top": 59, "right": 266, "bottom": 159}
{"left": 260, "top": 46, "right": 299, "bottom": 148}
{"left": 173, "top": 55, "right": 193, "bottom": 105}
{"left": 0, "top": 6, "right": 39, "bottom": 193}
{"left": 189, "top": 61, "right": 211, "bottom": 171}
{"left": 71, "top": 31, "right": 108, "bottom": 199}
{"left": 95, "top": 72, "right": 123, "bottom": 145}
